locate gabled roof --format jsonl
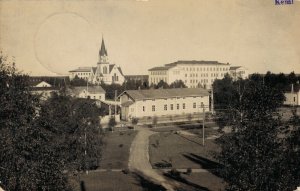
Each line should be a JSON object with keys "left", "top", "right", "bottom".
{"left": 71, "top": 86, "right": 106, "bottom": 95}
{"left": 99, "top": 37, "right": 108, "bottom": 56}
{"left": 120, "top": 88, "right": 209, "bottom": 101}
{"left": 117, "top": 67, "right": 124, "bottom": 76}
{"left": 69, "top": 67, "right": 93, "bottom": 72}
{"left": 109, "top": 64, "right": 114, "bottom": 73}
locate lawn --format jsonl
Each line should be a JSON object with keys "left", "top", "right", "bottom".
{"left": 70, "top": 171, "right": 143, "bottom": 191}
{"left": 99, "top": 130, "right": 137, "bottom": 169}
{"left": 149, "top": 131, "right": 220, "bottom": 169}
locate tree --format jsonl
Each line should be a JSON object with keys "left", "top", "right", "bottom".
{"left": 0, "top": 54, "right": 71, "bottom": 190}
{"left": 108, "top": 117, "right": 116, "bottom": 131}
{"left": 155, "top": 80, "right": 169, "bottom": 89}
{"left": 216, "top": 80, "right": 295, "bottom": 190}
{"left": 70, "top": 75, "right": 89, "bottom": 86}
{"left": 169, "top": 80, "right": 187, "bottom": 88}
{"left": 37, "top": 94, "right": 103, "bottom": 171}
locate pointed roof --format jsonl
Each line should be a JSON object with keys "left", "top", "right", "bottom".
{"left": 99, "top": 37, "right": 108, "bottom": 56}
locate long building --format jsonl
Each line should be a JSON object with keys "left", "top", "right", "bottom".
{"left": 119, "top": 88, "right": 210, "bottom": 121}
{"left": 148, "top": 60, "right": 248, "bottom": 88}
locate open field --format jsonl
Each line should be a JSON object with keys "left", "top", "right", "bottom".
{"left": 149, "top": 131, "right": 220, "bottom": 169}
{"left": 99, "top": 130, "right": 137, "bottom": 169}
{"left": 70, "top": 171, "right": 143, "bottom": 191}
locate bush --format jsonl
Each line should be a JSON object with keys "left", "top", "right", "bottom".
{"left": 186, "top": 168, "right": 192, "bottom": 175}
{"left": 170, "top": 168, "right": 180, "bottom": 177}
{"left": 122, "top": 168, "right": 130, "bottom": 174}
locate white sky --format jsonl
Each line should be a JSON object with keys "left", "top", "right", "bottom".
{"left": 0, "top": 0, "right": 299, "bottom": 76}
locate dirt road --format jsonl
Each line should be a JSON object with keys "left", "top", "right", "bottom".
{"left": 128, "top": 127, "right": 177, "bottom": 191}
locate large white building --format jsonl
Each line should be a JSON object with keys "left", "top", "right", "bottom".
{"left": 149, "top": 60, "right": 248, "bottom": 88}
{"left": 149, "top": 60, "right": 231, "bottom": 88}
{"left": 69, "top": 37, "right": 125, "bottom": 85}
{"left": 119, "top": 88, "right": 210, "bottom": 121}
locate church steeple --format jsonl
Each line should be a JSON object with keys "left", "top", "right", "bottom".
{"left": 98, "top": 36, "right": 109, "bottom": 64}
{"left": 99, "top": 37, "right": 108, "bottom": 57}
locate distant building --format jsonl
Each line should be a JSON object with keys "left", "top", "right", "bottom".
{"left": 29, "top": 80, "right": 59, "bottom": 100}
{"left": 119, "top": 88, "right": 210, "bottom": 121}
{"left": 148, "top": 60, "right": 231, "bottom": 89}
{"left": 69, "top": 86, "right": 106, "bottom": 101}
{"left": 69, "top": 37, "right": 125, "bottom": 85}
{"left": 229, "top": 66, "right": 249, "bottom": 80}
{"left": 125, "top": 75, "right": 148, "bottom": 83}
{"left": 284, "top": 84, "right": 300, "bottom": 106}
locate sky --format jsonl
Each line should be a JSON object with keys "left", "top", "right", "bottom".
{"left": 0, "top": 0, "right": 299, "bottom": 76}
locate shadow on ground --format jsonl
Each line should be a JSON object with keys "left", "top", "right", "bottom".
{"left": 132, "top": 172, "right": 167, "bottom": 191}
{"left": 183, "top": 153, "right": 223, "bottom": 177}
{"left": 163, "top": 172, "right": 210, "bottom": 191}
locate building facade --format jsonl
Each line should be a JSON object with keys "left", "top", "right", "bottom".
{"left": 29, "top": 80, "right": 59, "bottom": 100}
{"left": 119, "top": 88, "right": 210, "bottom": 121}
{"left": 148, "top": 60, "right": 231, "bottom": 89}
{"left": 69, "top": 86, "right": 106, "bottom": 101}
{"left": 229, "top": 66, "right": 249, "bottom": 81}
{"left": 69, "top": 37, "right": 125, "bottom": 85}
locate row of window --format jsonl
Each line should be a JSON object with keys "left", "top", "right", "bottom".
{"left": 142, "top": 102, "right": 203, "bottom": 112}
{"left": 183, "top": 67, "right": 229, "bottom": 72}
{"left": 150, "top": 71, "right": 167, "bottom": 75}
{"left": 150, "top": 77, "right": 167, "bottom": 84}
{"left": 77, "top": 72, "right": 91, "bottom": 76}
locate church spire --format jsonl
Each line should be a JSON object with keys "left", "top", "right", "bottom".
{"left": 99, "top": 37, "right": 108, "bottom": 56}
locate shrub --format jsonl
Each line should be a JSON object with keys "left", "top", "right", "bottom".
{"left": 122, "top": 168, "right": 130, "bottom": 174}
{"left": 186, "top": 168, "right": 192, "bottom": 175}
{"left": 170, "top": 168, "right": 180, "bottom": 177}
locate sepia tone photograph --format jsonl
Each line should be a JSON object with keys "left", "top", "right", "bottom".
{"left": 0, "top": 0, "right": 300, "bottom": 190}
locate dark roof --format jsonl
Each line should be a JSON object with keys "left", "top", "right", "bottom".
{"left": 229, "top": 66, "right": 242, "bottom": 70}
{"left": 109, "top": 65, "right": 114, "bottom": 73}
{"left": 71, "top": 86, "right": 106, "bottom": 95}
{"left": 165, "top": 60, "right": 229, "bottom": 66}
{"left": 99, "top": 37, "right": 108, "bottom": 56}
{"left": 69, "top": 67, "right": 93, "bottom": 72}
{"left": 29, "top": 87, "right": 60, "bottom": 91}
{"left": 92, "top": 67, "right": 97, "bottom": 74}
{"left": 117, "top": 67, "right": 124, "bottom": 76}
{"left": 28, "top": 76, "right": 68, "bottom": 87}
{"left": 148, "top": 66, "right": 175, "bottom": 71}
{"left": 120, "top": 88, "right": 209, "bottom": 101}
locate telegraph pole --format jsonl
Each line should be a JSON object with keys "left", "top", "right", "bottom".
{"left": 202, "top": 103, "right": 205, "bottom": 146}
{"left": 114, "top": 90, "right": 117, "bottom": 117}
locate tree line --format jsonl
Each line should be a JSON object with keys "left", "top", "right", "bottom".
{"left": 213, "top": 74, "right": 300, "bottom": 191}
{"left": 0, "top": 55, "right": 103, "bottom": 190}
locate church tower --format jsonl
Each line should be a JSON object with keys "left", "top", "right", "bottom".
{"left": 95, "top": 37, "right": 109, "bottom": 83}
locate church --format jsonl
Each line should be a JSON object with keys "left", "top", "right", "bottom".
{"left": 69, "top": 37, "right": 125, "bottom": 85}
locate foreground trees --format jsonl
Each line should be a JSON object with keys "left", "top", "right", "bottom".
{"left": 215, "top": 78, "right": 299, "bottom": 190}
{"left": 0, "top": 55, "right": 102, "bottom": 190}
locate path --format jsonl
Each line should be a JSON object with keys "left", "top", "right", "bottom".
{"left": 128, "top": 127, "right": 178, "bottom": 191}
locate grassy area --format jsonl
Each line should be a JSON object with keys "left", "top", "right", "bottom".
{"left": 149, "top": 132, "right": 220, "bottom": 169}
{"left": 99, "top": 130, "right": 137, "bottom": 169}
{"left": 167, "top": 172, "right": 226, "bottom": 191}
{"left": 70, "top": 171, "right": 143, "bottom": 191}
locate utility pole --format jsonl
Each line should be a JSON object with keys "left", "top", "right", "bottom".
{"left": 84, "top": 125, "right": 88, "bottom": 174}
{"left": 114, "top": 90, "right": 117, "bottom": 117}
{"left": 202, "top": 103, "right": 205, "bottom": 146}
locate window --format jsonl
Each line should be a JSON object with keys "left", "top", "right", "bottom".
{"left": 152, "top": 105, "right": 155, "bottom": 111}
{"left": 170, "top": 104, "right": 173, "bottom": 110}
{"left": 193, "top": 103, "right": 196, "bottom": 108}
{"left": 143, "top": 106, "right": 145, "bottom": 112}
{"left": 164, "top": 104, "right": 167, "bottom": 111}
{"left": 177, "top": 104, "right": 179, "bottom": 110}
{"left": 183, "top": 103, "right": 186, "bottom": 109}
